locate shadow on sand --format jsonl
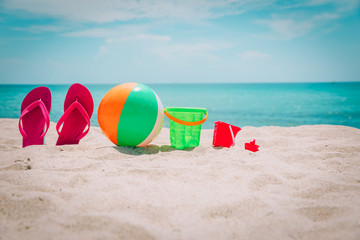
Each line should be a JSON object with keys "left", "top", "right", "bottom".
{"left": 112, "top": 145, "right": 195, "bottom": 156}
{"left": 212, "top": 146, "right": 225, "bottom": 150}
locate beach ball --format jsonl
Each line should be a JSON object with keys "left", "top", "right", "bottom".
{"left": 98, "top": 82, "right": 164, "bottom": 146}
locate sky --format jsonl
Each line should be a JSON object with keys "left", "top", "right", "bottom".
{"left": 0, "top": 0, "right": 359, "bottom": 84}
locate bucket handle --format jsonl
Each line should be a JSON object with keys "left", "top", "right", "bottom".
{"left": 164, "top": 109, "right": 208, "bottom": 126}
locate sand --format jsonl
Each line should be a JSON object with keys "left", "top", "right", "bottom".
{"left": 1, "top": 118, "right": 360, "bottom": 240}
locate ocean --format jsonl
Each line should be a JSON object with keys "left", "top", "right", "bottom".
{"left": 1, "top": 82, "right": 359, "bottom": 129}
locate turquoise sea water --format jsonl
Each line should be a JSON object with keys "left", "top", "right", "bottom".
{"left": 1, "top": 83, "right": 359, "bottom": 129}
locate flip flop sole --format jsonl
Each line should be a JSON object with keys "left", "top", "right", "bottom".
{"left": 20, "top": 87, "right": 51, "bottom": 147}
{"left": 56, "top": 84, "right": 94, "bottom": 145}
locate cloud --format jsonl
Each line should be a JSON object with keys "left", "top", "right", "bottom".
{"left": 239, "top": 51, "right": 270, "bottom": 60}
{"left": 63, "top": 27, "right": 172, "bottom": 44}
{"left": 104, "top": 37, "right": 131, "bottom": 43}
{"left": 257, "top": 19, "right": 313, "bottom": 40}
{"left": 312, "top": 13, "right": 340, "bottom": 21}
{"left": 105, "top": 34, "right": 171, "bottom": 43}
{"left": 137, "top": 34, "right": 171, "bottom": 41}
{"left": 305, "top": 0, "right": 360, "bottom": 12}
{"left": 255, "top": 0, "right": 359, "bottom": 40}
{"left": 63, "top": 25, "right": 172, "bottom": 57}
{"left": 63, "top": 28, "right": 117, "bottom": 38}
{"left": 66, "top": 28, "right": 173, "bottom": 59}
{"left": 154, "top": 43, "right": 216, "bottom": 60}
{"left": 12, "top": 25, "right": 64, "bottom": 33}
{"left": 4, "top": 0, "right": 356, "bottom": 25}
{"left": 1, "top": 0, "right": 272, "bottom": 23}
{"left": 95, "top": 45, "right": 109, "bottom": 58}
{"left": 63, "top": 24, "right": 150, "bottom": 39}
{"left": 133, "top": 58, "right": 142, "bottom": 64}
{"left": 279, "top": 0, "right": 360, "bottom": 13}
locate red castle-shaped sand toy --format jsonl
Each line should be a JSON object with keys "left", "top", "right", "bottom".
{"left": 213, "top": 121, "right": 241, "bottom": 148}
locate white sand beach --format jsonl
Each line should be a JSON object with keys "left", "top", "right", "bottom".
{"left": 1, "top": 118, "right": 360, "bottom": 240}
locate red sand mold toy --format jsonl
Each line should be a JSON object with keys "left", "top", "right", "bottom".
{"left": 213, "top": 121, "right": 241, "bottom": 148}
{"left": 245, "top": 140, "right": 259, "bottom": 152}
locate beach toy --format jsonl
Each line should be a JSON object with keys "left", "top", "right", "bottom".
{"left": 213, "top": 121, "right": 241, "bottom": 148}
{"left": 98, "top": 82, "right": 164, "bottom": 146}
{"left": 56, "top": 83, "right": 94, "bottom": 145}
{"left": 19, "top": 86, "right": 52, "bottom": 148}
{"left": 164, "top": 107, "right": 207, "bottom": 149}
{"left": 245, "top": 140, "right": 259, "bottom": 152}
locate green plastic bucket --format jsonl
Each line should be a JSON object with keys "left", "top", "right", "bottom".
{"left": 164, "top": 107, "right": 208, "bottom": 149}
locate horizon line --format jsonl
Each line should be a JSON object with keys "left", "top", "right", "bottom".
{"left": 1, "top": 81, "right": 360, "bottom": 85}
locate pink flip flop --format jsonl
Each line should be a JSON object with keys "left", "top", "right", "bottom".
{"left": 56, "top": 83, "right": 94, "bottom": 145}
{"left": 19, "top": 87, "right": 52, "bottom": 148}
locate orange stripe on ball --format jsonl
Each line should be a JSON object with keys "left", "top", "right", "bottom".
{"left": 97, "top": 82, "right": 138, "bottom": 145}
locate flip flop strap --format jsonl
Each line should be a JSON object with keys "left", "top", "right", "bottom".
{"left": 18, "top": 100, "right": 50, "bottom": 139}
{"left": 56, "top": 100, "right": 91, "bottom": 141}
